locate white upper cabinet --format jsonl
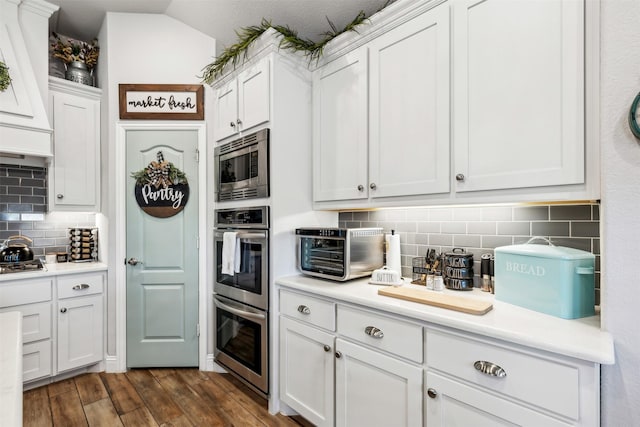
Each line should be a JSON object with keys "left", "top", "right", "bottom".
{"left": 313, "top": 48, "right": 369, "bottom": 202}
{"left": 48, "top": 77, "right": 101, "bottom": 212}
{"left": 311, "top": 0, "right": 595, "bottom": 209}
{"left": 214, "top": 58, "right": 270, "bottom": 141}
{"left": 313, "top": 3, "right": 450, "bottom": 204}
{"left": 452, "top": 0, "right": 585, "bottom": 193}
{"left": 369, "top": 3, "right": 450, "bottom": 198}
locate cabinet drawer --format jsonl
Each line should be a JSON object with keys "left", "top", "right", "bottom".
{"left": 57, "top": 272, "right": 104, "bottom": 299}
{"left": 23, "top": 340, "right": 52, "bottom": 382}
{"left": 0, "top": 278, "right": 52, "bottom": 307}
{"left": 337, "top": 305, "right": 422, "bottom": 363}
{"left": 0, "top": 302, "right": 52, "bottom": 343}
{"left": 280, "top": 289, "right": 336, "bottom": 331}
{"left": 426, "top": 329, "right": 580, "bottom": 420}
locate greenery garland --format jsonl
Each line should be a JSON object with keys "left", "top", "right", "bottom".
{"left": 201, "top": 1, "right": 392, "bottom": 84}
{"left": 0, "top": 61, "right": 12, "bottom": 92}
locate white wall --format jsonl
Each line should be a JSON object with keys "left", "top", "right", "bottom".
{"left": 600, "top": 0, "right": 640, "bottom": 425}
{"left": 96, "top": 12, "right": 215, "bottom": 358}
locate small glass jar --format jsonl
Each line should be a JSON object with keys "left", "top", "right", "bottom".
{"left": 433, "top": 272, "right": 444, "bottom": 291}
{"left": 426, "top": 273, "right": 435, "bottom": 290}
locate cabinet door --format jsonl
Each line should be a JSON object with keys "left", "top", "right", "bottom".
{"left": 335, "top": 338, "right": 422, "bottom": 427}
{"left": 57, "top": 294, "right": 103, "bottom": 373}
{"left": 313, "top": 48, "right": 368, "bottom": 202}
{"left": 214, "top": 79, "right": 239, "bottom": 141}
{"left": 23, "top": 340, "right": 52, "bottom": 382}
{"left": 453, "top": 0, "right": 584, "bottom": 192}
{"left": 425, "top": 372, "right": 570, "bottom": 427}
{"left": 369, "top": 3, "right": 450, "bottom": 198}
{"left": 50, "top": 91, "right": 99, "bottom": 209}
{"left": 279, "top": 317, "right": 334, "bottom": 427}
{"left": 237, "top": 59, "right": 270, "bottom": 133}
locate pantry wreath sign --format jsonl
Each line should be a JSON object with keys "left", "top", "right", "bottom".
{"left": 119, "top": 83, "right": 204, "bottom": 120}
{"left": 131, "top": 151, "right": 190, "bottom": 218}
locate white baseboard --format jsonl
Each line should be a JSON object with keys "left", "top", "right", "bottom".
{"left": 105, "top": 355, "right": 124, "bottom": 373}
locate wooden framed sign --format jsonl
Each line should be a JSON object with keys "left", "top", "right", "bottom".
{"left": 119, "top": 84, "right": 204, "bottom": 120}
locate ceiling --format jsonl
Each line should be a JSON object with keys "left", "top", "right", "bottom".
{"left": 47, "top": 0, "right": 392, "bottom": 55}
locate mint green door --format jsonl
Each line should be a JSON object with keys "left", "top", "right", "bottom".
{"left": 126, "top": 129, "right": 199, "bottom": 367}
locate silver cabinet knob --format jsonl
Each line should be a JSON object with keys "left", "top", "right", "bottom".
{"left": 72, "top": 284, "right": 90, "bottom": 291}
{"left": 60, "top": 307, "right": 67, "bottom": 313}
{"left": 236, "top": 119, "right": 242, "bottom": 125}
{"left": 335, "top": 351, "right": 342, "bottom": 359}
{"left": 230, "top": 121, "right": 236, "bottom": 128}
{"left": 127, "top": 257, "right": 143, "bottom": 266}
{"left": 297, "top": 305, "right": 311, "bottom": 315}
{"left": 370, "top": 183, "right": 377, "bottom": 190}
{"left": 455, "top": 174, "right": 465, "bottom": 181}
{"left": 357, "top": 185, "right": 364, "bottom": 192}
{"left": 57, "top": 194, "right": 64, "bottom": 199}
{"left": 474, "top": 360, "right": 507, "bottom": 378}
{"left": 323, "top": 345, "right": 331, "bottom": 352}
{"left": 427, "top": 388, "right": 437, "bottom": 399}
{"left": 364, "top": 326, "right": 384, "bottom": 338}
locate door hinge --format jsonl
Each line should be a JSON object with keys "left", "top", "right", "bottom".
{"left": 195, "top": 148, "right": 200, "bottom": 163}
{"left": 196, "top": 323, "right": 200, "bottom": 337}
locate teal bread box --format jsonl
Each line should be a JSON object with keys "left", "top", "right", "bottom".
{"left": 494, "top": 238, "right": 595, "bottom": 319}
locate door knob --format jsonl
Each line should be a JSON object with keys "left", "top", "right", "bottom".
{"left": 230, "top": 121, "right": 236, "bottom": 128}
{"left": 60, "top": 308, "right": 67, "bottom": 313}
{"left": 127, "top": 257, "right": 143, "bottom": 266}
{"left": 357, "top": 185, "right": 364, "bottom": 192}
{"left": 455, "top": 174, "right": 465, "bottom": 181}
{"left": 323, "top": 345, "right": 331, "bottom": 352}
{"left": 335, "top": 351, "right": 342, "bottom": 359}
{"left": 427, "top": 388, "right": 437, "bottom": 399}
{"left": 57, "top": 194, "right": 64, "bottom": 199}
{"left": 370, "top": 183, "right": 377, "bottom": 190}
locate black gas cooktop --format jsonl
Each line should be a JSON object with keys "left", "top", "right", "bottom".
{"left": 0, "top": 259, "right": 45, "bottom": 274}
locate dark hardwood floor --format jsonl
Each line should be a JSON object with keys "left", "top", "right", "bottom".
{"left": 23, "top": 369, "right": 305, "bottom": 427}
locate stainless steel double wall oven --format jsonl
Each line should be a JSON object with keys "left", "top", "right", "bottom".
{"left": 213, "top": 206, "right": 269, "bottom": 396}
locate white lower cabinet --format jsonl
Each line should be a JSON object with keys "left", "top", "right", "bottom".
{"left": 0, "top": 270, "right": 105, "bottom": 383}
{"left": 335, "top": 338, "right": 423, "bottom": 427}
{"left": 0, "top": 278, "right": 53, "bottom": 382}
{"left": 425, "top": 329, "right": 599, "bottom": 426}
{"left": 279, "top": 289, "right": 423, "bottom": 427}
{"left": 57, "top": 272, "right": 104, "bottom": 373}
{"left": 278, "top": 287, "right": 601, "bottom": 427}
{"left": 57, "top": 294, "right": 103, "bottom": 372}
{"left": 280, "top": 316, "right": 335, "bottom": 427}
{"left": 425, "top": 372, "right": 569, "bottom": 427}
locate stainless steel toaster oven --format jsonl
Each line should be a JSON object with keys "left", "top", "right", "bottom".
{"left": 295, "top": 227, "right": 384, "bottom": 281}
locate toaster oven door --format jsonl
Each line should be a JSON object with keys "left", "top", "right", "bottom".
{"left": 298, "top": 236, "right": 346, "bottom": 279}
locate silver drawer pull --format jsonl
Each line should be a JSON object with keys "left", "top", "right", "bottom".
{"left": 72, "top": 284, "right": 90, "bottom": 291}
{"left": 364, "top": 326, "right": 384, "bottom": 339}
{"left": 474, "top": 360, "right": 506, "bottom": 378}
{"left": 297, "top": 305, "right": 311, "bottom": 315}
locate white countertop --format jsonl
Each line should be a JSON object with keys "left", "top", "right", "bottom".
{"left": 0, "top": 261, "right": 107, "bottom": 282}
{"left": 276, "top": 274, "right": 615, "bottom": 365}
{"left": 0, "top": 311, "right": 22, "bottom": 427}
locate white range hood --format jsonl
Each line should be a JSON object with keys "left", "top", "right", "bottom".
{"left": 0, "top": 0, "right": 58, "bottom": 158}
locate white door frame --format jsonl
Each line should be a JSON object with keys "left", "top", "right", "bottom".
{"left": 113, "top": 122, "right": 208, "bottom": 372}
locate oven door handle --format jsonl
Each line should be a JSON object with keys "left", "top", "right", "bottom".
{"left": 235, "top": 232, "right": 267, "bottom": 240}
{"left": 214, "top": 297, "right": 266, "bottom": 321}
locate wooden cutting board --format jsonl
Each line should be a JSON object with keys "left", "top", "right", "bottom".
{"left": 378, "top": 286, "right": 493, "bottom": 315}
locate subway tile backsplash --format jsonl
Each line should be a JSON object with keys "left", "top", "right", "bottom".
{"left": 339, "top": 203, "right": 601, "bottom": 305}
{"left": 0, "top": 164, "right": 95, "bottom": 256}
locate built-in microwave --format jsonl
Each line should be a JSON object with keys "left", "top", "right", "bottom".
{"left": 214, "top": 128, "right": 269, "bottom": 201}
